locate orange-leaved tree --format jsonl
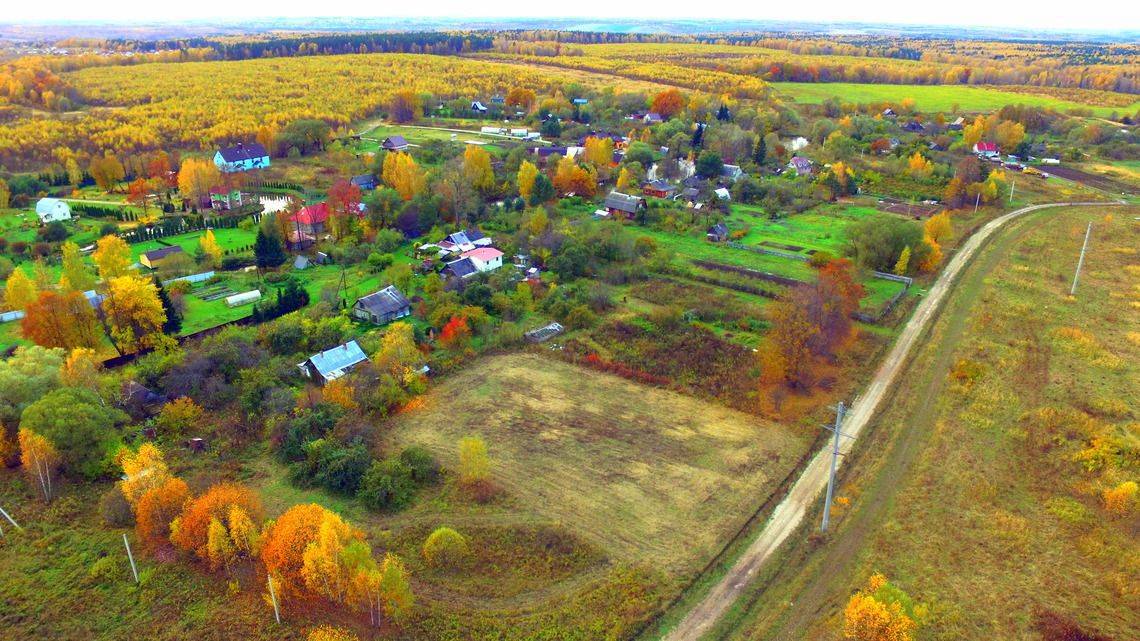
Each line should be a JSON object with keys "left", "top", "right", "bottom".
{"left": 170, "top": 482, "right": 263, "bottom": 563}
{"left": 18, "top": 428, "right": 60, "bottom": 503}
{"left": 136, "top": 476, "right": 190, "bottom": 550}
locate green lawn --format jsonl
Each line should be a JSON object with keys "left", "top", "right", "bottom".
{"left": 357, "top": 123, "right": 513, "bottom": 156}
{"left": 130, "top": 227, "right": 258, "bottom": 262}
{"left": 772, "top": 82, "right": 1139, "bottom": 116}
{"left": 729, "top": 204, "right": 883, "bottom": 255}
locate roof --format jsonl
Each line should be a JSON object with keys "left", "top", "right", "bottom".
{"left": 305, "top": 340, "right": 368, "bottom": 381}
{"left": 471, "top": 101, "right": 487, "bottom": 110}
{"left": 356, "top": 285, "right": 411, "bottom": 317}
{"left": 35, "top": 198, "right": 69, "bottom": 214}
{"left": 217, "top": 142, "right": 269, "bottom": 163}
{"left": 789, "top": 156, "right": 813, "bottom": 172}
{"left": 293, "top": 255, "right": 310, "bottom": 270}
{"left": 461, "top": 247, "right": 504, "bottom": 262}
{"left": 382, "top": 135, "right": 408, "bottom": 149}
{"left": 443, "top": 257, "right": 478, "bottom": 279}
{"left": 644, "top": 112, "right": 664, "bottom": 122}
{"left": 351, "top": 174, "right": 377, "bottom": 188}
{"left": 975, "top": 141, "right": 999, "bottom": 152}
{"left": 291, "top": 202, "right": 329, "bottom": 225}
{"left": 708, "top": 222, "right": 729, "bottom": 235}
{"left": 464, "top": 227, "right": 486, "bottom": 242}
{"left": 141, "top": 246, "right": 184, "bottom": 262}
{"left": 644, "top": 179, "right": 676, "bottom": 192}
{"left": 722, "top": 164, "right": 743, "bottom": 179}
{"left": 447, "top": 231, "right": 472, "bottom": 247}
{"left": 604, "top": 191, "right": 645, "bottom": 213}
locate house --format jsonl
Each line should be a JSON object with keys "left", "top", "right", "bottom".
{"left": 460, "top": 247, "right": 504, "bottom": 273}
{"left": 121, "top": 380, "right": 167, "bottom": 417}
{"left": 381, "top": 136, "right": 409, "bottom": 152}
{"left": 681, "top": 175, "right": 705, "bottom": 190}
{"left": 643, "top": 112, "right": 664, "bottom": 124}
{"left": 677, "top": 186, "right": 701, "bottom": 203}
{"left": 572, "top": 97, "right": 589, "bottom": 106}
{"left": 298, "top": 340, "right": 369, "bottom": 385}
{"left": 642, "top": 180, "right": 677, "bottom": 199}
{"left": 882, "top": 108, "right": 897, "bottom": 118}
{"left": 351, "top": 174, "right": 377, "bottom": 191}
{"left": 973, "top": 142, "right": 1000, "bottom": 159}
{"left": 947, "top": 116, "right": 965, "bottom": 131}
{"left": 353, "top": 285, "right": 411, "bottom": 325}
{"left": 213, "top": 142, "right": 270, "bottom": 173}
{"left": 721, "top": 164, "right": 744, "bottom": 181}
{"left": 490, "top": 94, "right": 505, "bottom": 105}
{"left": 442, "top": 257, "right": 479, "bottom": 280}
{"left": 35, "top": 198, "right": 71, "bottom": 223}
{"left": 481, "top": 125, "right": 506, "bottom": 135}
{"left": 293, "top": 255, "right": 310, "bottom": 270}
{"left": 788, "top": 156, "right": 814, "bottom": 175}
{"left": 289, "top": 202, "right": 330, "bottom": 236}
{"left": 714, "top": 187, "right": 732, "bottom": 201}
{"left": 470, "top": 101, "right": 488, "bottom": 114}
{"left": 604, "top": 191, "right": 647, "bottom": 219}
{"left": 901, "top": 121, "right": 926, "bottom": 133}
{"left": 209, "top": 187, "right": 243, "bottom": 210}
{"left": 140, "top": 245, "right": 184, "bottom": 269}
{"left": 707, "top": 222, "right": 729, "bottom": 242}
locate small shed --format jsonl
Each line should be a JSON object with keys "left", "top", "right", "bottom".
{"left": 225, "top": 290, "right": 262, "bottom": 307}
{"left": 381, "top": 136, "right": 409, "bottom": 152}
{"left": 642, "top": 180, "right": 677, "bottom": 199}
{"left": 140, "top": 245, "right": 184, "bottom": 269}
{"left": 707, "top": 222, "right": 729, "bottom": 242}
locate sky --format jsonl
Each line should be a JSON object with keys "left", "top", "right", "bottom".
{"left": 2, "top": 2, "right": 1138, "bottom": 33}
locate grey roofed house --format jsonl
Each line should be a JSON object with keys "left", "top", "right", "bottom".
{"left": 442, "top": 256, "right": 479, "bottom": 280}
{"left": 381, "top": 136, "right": 409, "bottom": 152}
{"left": 901, "top": 121, "right": 926, "bottom": 133}
{"left": 217, "top": 141, "right": 270, "bottom": 164}
{"left": 679, "top": 186, "right": 700, "bottom": 200}
{"left": 707, "top": 222, "right": 729, "bottom": 242}
{"left": 643, "top": 112, "right": 664, "bottom": 124}
{"left": 682, "top": 175, "right": 705, "bottom": 189}
{"left": 351, "top": 174, "right": 377, "bottom": 190}
{"left": 721, "top": 164, "right": 744, "bottom": 181}
{"left": 352, "top": 285, "right": 411, "bottom": 325}
{"left": 299, "top": 340, "right": 369, "bottom": 384}
{"left": 788, "top": 156, "right": 814, "bottom": 175}
{"left": 604, "top": 191, "right": 647, "bottom": 217}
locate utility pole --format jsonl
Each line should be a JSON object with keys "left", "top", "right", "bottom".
{"left": 821, "top": 402, "right": 852, "bottom": 533}
{"left": 122, "top": 533, "right": 139, "bottom": 584}
{"left": 268, "top": 574, "right": 282, "bottom": 624}
{"left": 0, "top": 506, "right": 20, "bottom": 531}
{"left": 1009, "top": 179, "right": 1016, "bottom": 204}
{"left": 1070, "top": 222, "right": 1093, "bottom": 296}
{"left": 973, "top": 192, "right": 981, "bottom": 215}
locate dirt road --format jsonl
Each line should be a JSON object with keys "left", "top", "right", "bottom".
{"left": 662, "top": 201, "right": 1118, "bottom": 641}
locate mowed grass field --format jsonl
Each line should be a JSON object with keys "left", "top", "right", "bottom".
{"left": 381, "top": 353, "right": 811, "bottom": 576}
{"left": 130, "top": 227, "right": 258, "bottom": 262}
{"left": 733, "top": 206, "right": 1140, "bottom": 640}
{"left": 356, "top": 124, "right": 513, "bottom": 155}
{"left": 773, "top": 82, "right": 1140, "bottom": 116}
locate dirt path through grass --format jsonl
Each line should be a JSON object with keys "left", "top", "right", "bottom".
{"left": 660, "top": 200, "right": 1120, "bottom": 641}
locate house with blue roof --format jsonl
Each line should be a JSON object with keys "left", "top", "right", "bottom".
{"left": 298, "top": 340, "right": 369, "bottom": 385}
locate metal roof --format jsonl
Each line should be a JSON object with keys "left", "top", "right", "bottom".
{"left": 305, "top": 340, "right": 369, "bottom": 380}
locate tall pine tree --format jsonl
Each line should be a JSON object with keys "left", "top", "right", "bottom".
{"left": 254, "top": 226, "right": 287, "bottom": 268}
{"left": 153, "top": 276, "right": 182, "bottom": 335}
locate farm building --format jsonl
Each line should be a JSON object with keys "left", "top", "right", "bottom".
{"left": 352, "top": 285, "right": 411, "bottom": 325}
{"left": 140, "top": 245, "right": 184, "bottom": 269}
{"left": 643, "top": 112, "right": 664, "bottom": 124}
{"left": 604, "top": 191, "right": 647, "bottom": 219}
{"left": 642, "top": 180, "right": 677, "bottom": 199}
{"left": 787, "top": 156, "right": 814, "bottom": 175}
{"left": 36, "top": 198, "right": 71, "bottom": 223}
{"left": 470, "top": 101, "right": 488, "bottom": 114}
{"left": 441, "top": 257, "right": 479, "bottom": 280}
{"left": 225, "top": 290, "right": 262, "bottom": 308}
{"left": 289, "top": 202, "right": 330, "bottom": 236}
{"left": 973, "top": 142, "right": 1000, "bottom": 159}
{"left": 707, "top": 222, "right": 729, "bottom": 242}
{"left": 298, "top": 340, "right": 369, "bottom": 385}
{"left": 213, "top": 142, "right": 270, "bottom": 173}
{"left": 481, "top": 126, "right": 506, "bottom": 135}
{"left": 381, "top": 136, "right": 409, "bottom": 152}
{"left": 948, "top": 116, "right": 966, "bottom": 131}
{"left": 351, "top": 174, "right": 377, "bottom": 191}
{"left": 714, "top": 187, "right": 732, "bottom": 201}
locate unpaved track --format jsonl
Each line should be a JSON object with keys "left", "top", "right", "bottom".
{"left": 663, "top": 201, "right": 1118, "bottom": 641}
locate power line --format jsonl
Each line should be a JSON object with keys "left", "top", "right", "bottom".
{"left": 821, "top": 401, "right": 856, "bottom": 533}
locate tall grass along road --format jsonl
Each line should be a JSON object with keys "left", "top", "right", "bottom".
{"left": 661, "top": 200, "right": 1121, "bottom": 641}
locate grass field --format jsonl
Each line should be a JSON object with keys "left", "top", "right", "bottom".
{"left": 723, "top": 205, "right": 1140, "bottom": 641}
{"left": 773, "top": 82, "right": 1140, "bottom": 116}
{"left": 356, "top": 123, "right": 514, "bottom": 156}
{"left": 379, "top": 353, "right": 810, "bottom": 576}
{"left": 130, "top": 227, "right": 258, "bottom": 262}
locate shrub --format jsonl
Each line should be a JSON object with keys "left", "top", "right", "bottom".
{"left": 99, "top": 485, "right": 134, "bottom": 527}
{"left": 422, "top": 526, "right": 470, "bottom": 568}
{"left": 88, "top": 555, "right": 124, "bottom": 585}
{"left": 399, "top": 446, "right": 440, "bottom": 484}
{"left": 357, "top": 458, "right": 417, "bottom": 511}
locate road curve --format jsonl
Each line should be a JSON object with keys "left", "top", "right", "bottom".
{"left": 663, "top": 201, "right": 1117, "bottom": 641}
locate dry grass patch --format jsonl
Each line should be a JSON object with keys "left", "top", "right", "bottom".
{"left": 382, "top": 352, "right": 809, "bottom": 576}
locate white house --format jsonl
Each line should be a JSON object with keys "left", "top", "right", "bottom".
{"left": 35, "top": 198, "right": 71, "bottom": 223}
{"left": 460, "top": 247, "right": 504, "bottom": 273}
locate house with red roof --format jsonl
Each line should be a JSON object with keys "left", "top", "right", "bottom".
{"left": 973, "top": 141, "right": 1000, "bottom": 159}
{"left": 460, "top": 247, "right": 504, "bottom": 273}
{"left": 289, "top": 202, "right": 330, "bottom": 236}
